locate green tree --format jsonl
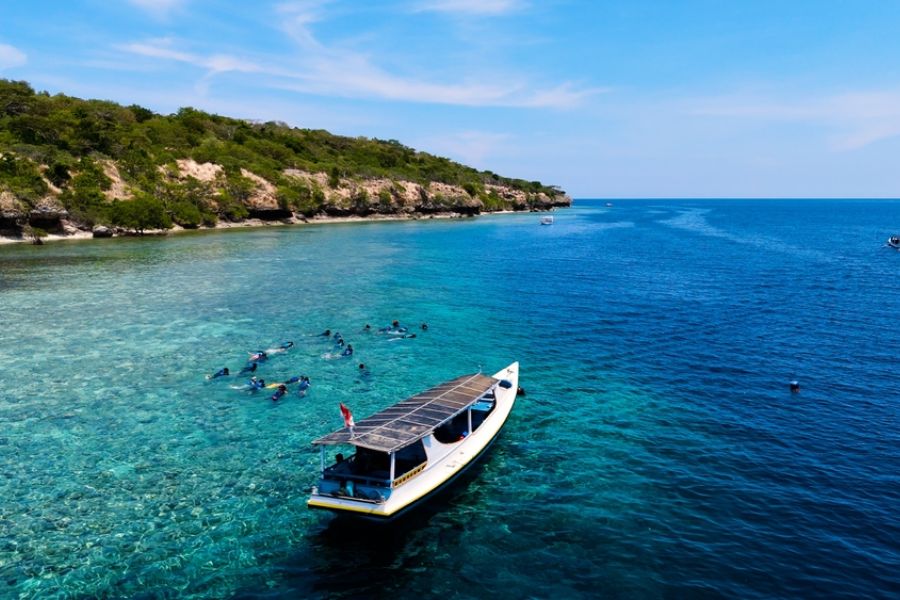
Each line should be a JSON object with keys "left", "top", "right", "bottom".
{"left": 328, "top": 165, "right": 341, "bottom": 188}
{"left": 109, "top": 194, "right": 171, "bottom": 233}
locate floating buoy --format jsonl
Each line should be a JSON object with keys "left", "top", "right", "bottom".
{"left": 789, "top": 380, "right": 800, "bottom": 393}
{"left": 516, "top": 386, "right": 526, "bottom": 397}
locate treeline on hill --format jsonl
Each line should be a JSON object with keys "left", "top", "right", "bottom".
{"left": 0, "top": 79, "right": 564, "bottom": 231}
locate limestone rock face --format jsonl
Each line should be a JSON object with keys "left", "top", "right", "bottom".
{"left": 175, "top": 159, "right": 223, "bottom": 182}
{"left": 28, "top": 205, "right": 69, "bottom": 232}
{"left": 423, "top": 182, "right": 480, "bottom": 214}
{"left": 535, "top": 191, "right": 572, "bottom": 209}
{"left": 487, "top": 184, "right": 528, "bottom": 210}
{"left": 100, "top": 160, "right": 133, "bottom": 201}
{"left": 240, "top": 169, "right": 279, "bottom": 211}
{"left": 1, "top": 191, "right": 26, "bottom": 219}
{"left": 3, "top": 152, "right": 570, "bottom": 241}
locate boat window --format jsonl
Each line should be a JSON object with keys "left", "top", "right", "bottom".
{"left": 394, "top": 440, "right": 427, "bottom": 477}
{"left": 434, "top": 411, "right": 470, "bottom": 443}
{"left": 351, "top": 447, "right": 391, "bottom": 477}
{"left": 470, "top": 396, "right": 495, "bottom": 431}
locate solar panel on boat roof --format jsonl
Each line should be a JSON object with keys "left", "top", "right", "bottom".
{"left": 312, "top": 373, "right": 498, "bottom": 452}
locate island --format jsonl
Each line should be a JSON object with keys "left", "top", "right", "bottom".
{"left": 0, "top": 80, "right": 571, "bottom": 243}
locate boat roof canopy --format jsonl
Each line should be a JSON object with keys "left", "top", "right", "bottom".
{"left": 312, "top": 373, "right": 498, "bottom": 453}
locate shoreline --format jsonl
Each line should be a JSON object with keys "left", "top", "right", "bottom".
{"left": 0, "top": 209, "right": 533, "bottom": 246}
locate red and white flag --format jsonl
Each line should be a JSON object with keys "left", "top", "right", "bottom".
{"left": 340, "top": 402, "right": 355, "bottom": 428}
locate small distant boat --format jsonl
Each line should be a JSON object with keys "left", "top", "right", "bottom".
{"left": 308, "top": 362, "right": 520, "bottom": 521}
{"left": 540, "top": 215, "right": 554, "bottom": 225}
{"left": 605, "top": 202, "right": 613, "bottom": 207}
{"left": 887, "top": 235, "right": 900, "bottom": 249}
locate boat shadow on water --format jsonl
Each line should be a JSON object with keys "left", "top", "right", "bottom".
{"left": 229, "top": 452, "right": 499, "bottom": 599}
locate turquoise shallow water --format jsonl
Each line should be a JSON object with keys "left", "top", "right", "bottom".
{"left": 2, "top": 200, "right": 900, "bottom": 598}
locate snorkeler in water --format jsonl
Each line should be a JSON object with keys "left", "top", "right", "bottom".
{"left": 297, "top": 376, "right": 311, "bottom": 396}
{"left": 249, "top": 351, "right": 268, "bottom": 362}
{"left": 356, "top": 363, "right": 374, "bottom": 385}
{"left": 206, "top": 367, "right": 230, "bottom": 380}
{"left": 341, "top": 344, "right": 354, "bottom": 357}
{"left": 280, "top": 341, "right": 294, "bottom": 350}
{"left": 388, "top": 333, "right": 417, "bottom": 341}
{"left": 379, "top": 320, "right": 408, "bottom": 334}
{"left": 271, "top": 384, "right": 288, "bottom": 402}
{"left": 238, "top": 362, "right": 258, "bottom": 375}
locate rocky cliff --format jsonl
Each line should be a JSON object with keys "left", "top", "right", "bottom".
{"left": 0, "top": 158, "right": 570, "bottom": 238}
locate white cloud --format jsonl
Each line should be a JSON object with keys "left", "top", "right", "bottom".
{"left": 0, "top": 43, "right": 27, "bottom": 70}
{"left": 112, "top": 1, "right": 595, "bottom": 109}
{"left": 273, "top": 1, "right": 591, "bottom": 107}
{"left": 119, "top": 25, "right": 596, "bottom": 109}
{"left": 414, "top": 0, "right": 525, "bottom": 15}
{"left": 690, "top": 88, "right": 900, "bottom": 151}
{"left": 127, "top": 0, "right": 186, "bottom": 18}
{"left": 276, "top": 1, "right": 333, "bottom": 48}
{"left": 120, "top": 40, "right": 262, "bottom": 74}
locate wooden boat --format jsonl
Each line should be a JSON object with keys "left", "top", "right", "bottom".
{"left": 308, "top": 362, "right": 520, "bottom": 521}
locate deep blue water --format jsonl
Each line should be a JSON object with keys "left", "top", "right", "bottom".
{"left": 1, "top": 199, "right": 899, "bottom": 598}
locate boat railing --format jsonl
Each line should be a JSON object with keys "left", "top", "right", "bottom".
{"left": 392, "top": 461, "right": 427, "bottom": 487}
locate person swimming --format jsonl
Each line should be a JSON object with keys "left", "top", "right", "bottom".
{"left": 357, "top": 363, "right": 373, "bottom": 383}
{"left": 249, "top": 377, "right": 266, "bottom": 391}
{"left": 249, "top": 351, "right": 268, "bottom": 362}
{"left": 297, "top": 376, "right": 311, "bottom": 396}
{"left": 206, "top": 367, "right": 230, "bottom": 380}
{"left": 363, "top": 324, "right": 371, "bottom": 331}
{"left": 341, "top": 344, "right": 354, "bottom": 357}
{"left": 266, "top": 343, "right": 292, "bottom": 355}
{"left": 271, "top": 384, "right": 288, "bottom": 402}
{"left": 320, "top": 329, "right": 332, "bottom": 337}
{"left": 238, "top": 362, "right": 258, "bottom": 375}
{"left": 388, "top": 333, "right": 417, "bottom": 341}
{"left": 421, "top": 322, "right": 428, "bottom": 331}
{"left": 379, "top": 320, "right": 408, "bottom": 334}
{"left": 283, "top": 375, "right": 303, "bottom": 385}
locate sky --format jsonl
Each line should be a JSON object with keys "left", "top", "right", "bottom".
{"left": 2, "top": 0, "right": 900, "bottom": 198}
